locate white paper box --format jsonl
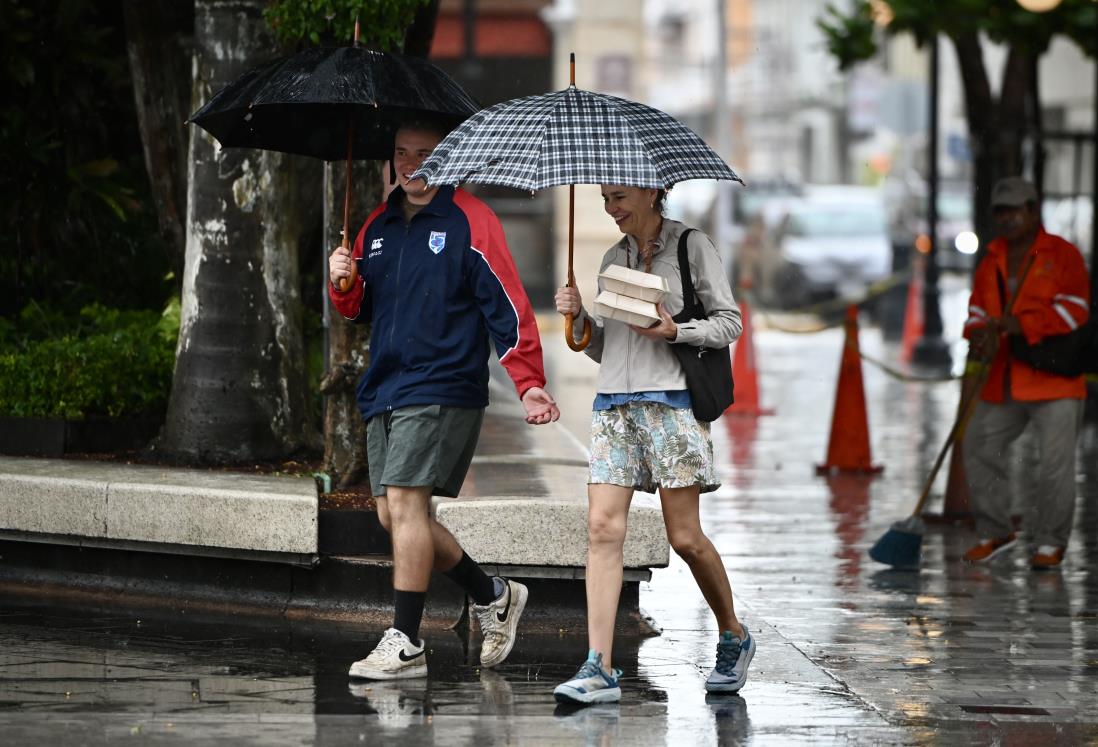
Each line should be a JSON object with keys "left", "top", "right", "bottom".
{"left": 594, "top": 291, "right": 661, "bottom": 327}
{"left": 598, "top": 265, "right": 669, "bottom": 304}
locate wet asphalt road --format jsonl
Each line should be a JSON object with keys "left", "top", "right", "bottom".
{"left": 2, "top": 277, "right": 1098, "bottom": 745}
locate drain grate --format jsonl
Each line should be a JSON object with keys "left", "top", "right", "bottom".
{"left": 960, "top": 705, "right": 1051, "bottom": 716}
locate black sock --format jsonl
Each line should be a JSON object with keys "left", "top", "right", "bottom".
{"left": 393, "top": 589, "right": 426, "bottom": 642}
{"left": 443, "top": 552, "right": 497, "bottom": 606}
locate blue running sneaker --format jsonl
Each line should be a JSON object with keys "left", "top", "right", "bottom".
{"left": 553, "top": 650, "right": 622, "bottom": 704}
{"left": 705, "top": 626, "right": 755, "bottom": 693}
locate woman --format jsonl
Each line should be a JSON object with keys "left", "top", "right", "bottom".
{"left": 552, "top": 184, "right": 753, "bottom": 704}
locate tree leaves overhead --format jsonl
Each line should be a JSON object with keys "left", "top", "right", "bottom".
{"left": 264, "top": 0, "right": 431, "bottom": 50}
{"left": 818, "top": 0, "right": 1096, "bottom": 71}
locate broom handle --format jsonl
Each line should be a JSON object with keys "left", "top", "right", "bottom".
{"left": 909, "top": 252, "right": 1036, "bottom": 517}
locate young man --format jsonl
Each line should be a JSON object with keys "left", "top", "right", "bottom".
{"left": 962, "top": 176, "right": 1090, "bottom": 570}
{"left": 329, "top": 121, "right": 560, "bottom": 678}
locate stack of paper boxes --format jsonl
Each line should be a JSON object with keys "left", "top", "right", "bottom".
{"left": 593, "top": 265, "right": 670, "bottom": 327}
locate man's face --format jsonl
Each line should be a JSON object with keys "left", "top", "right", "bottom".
{"left": 393, "top": 127, "right": 442, "bottom": 203}
{"left": 993, "top": 203, "right": 1039, "bottom": 242}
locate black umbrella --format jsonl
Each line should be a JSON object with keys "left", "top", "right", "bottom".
{"left": 188, "top": 23, "right": 479, "bottom": 289}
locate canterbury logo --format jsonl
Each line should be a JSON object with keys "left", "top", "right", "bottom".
{"left": 398, "top": 648, "right": 425, "bottom": 662}
{"left": 495, "top": 584, "right": 511, "bottom": 623}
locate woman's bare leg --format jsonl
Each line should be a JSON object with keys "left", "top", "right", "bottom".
{"left": 586, "top": 483, "right": 634, "bottom": 671}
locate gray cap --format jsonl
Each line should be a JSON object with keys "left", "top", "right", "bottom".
{"left": 990, "top": 176, "right": 1037, "bottom": 208}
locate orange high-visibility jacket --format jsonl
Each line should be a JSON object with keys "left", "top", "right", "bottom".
{"left": 963, "top": 228, "right": 1090, "bottom": 403}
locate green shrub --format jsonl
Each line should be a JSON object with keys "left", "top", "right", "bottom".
{"left": 0, "top": 302, "right": 179, "bottom": 419}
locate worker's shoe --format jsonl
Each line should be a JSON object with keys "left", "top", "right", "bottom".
{"left": 963, "top": 533, "right": 1018, "bottom": 563}
{"left": 1030, "top": 545, "right": 1066, "bottom": 570}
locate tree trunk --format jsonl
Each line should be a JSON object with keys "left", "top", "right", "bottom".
{"left": 403, "top": 0, "right": 440, "bottom": 56}
{"left": 320, "top": 1, "right": 441, "bottom": 487}
{"left": 949, "top": 33, "right": 1030, "bottom": 258}
{"left": 158, "top": 0, "right": 319, "bottom": 464}
{"left": 321, "top": 161, "right": 380, "bottom": 488}
{"left": 122, "top": 0, "right": 193, "bottom": 284}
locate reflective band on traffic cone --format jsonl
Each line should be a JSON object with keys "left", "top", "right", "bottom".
{"left": 816, "top": 305, "right": 884, "bottom": 475}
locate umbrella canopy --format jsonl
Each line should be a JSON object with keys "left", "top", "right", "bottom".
{"left": 189, "top": 45, "right": 479, "bottom": 161}
{"left": 413, "top": 85, "right": 741, "bottom": 191}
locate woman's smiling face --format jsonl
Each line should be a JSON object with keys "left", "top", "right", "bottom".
{"left": 601, "top": 185, "right": 658, "bottom": 237}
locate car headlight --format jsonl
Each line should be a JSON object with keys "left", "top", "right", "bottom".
{"left": 954, "top": 231, "right": 979, "bottom": 255}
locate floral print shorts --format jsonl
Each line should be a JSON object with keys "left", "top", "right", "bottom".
{"left": 588, "top": 402, "right": 719, "bottom": 494}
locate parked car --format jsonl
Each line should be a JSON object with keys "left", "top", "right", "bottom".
{"left": 888, "top": 182, "right": 978, "bottom": 273}
{"left": 754, "top": 187, "right": 892, "bottom": 309}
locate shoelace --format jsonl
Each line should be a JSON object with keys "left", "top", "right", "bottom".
{"left": 474, "top": 606, "right": 503, "bottom": 642}
{"left": 572, "top": 658, "right": 603, "bottom": 681}
{"left": 373, "top": 629, "right": 408, "bottom": 657}
{"left": 715, "top": 639, "right": 743, "bottom": 674}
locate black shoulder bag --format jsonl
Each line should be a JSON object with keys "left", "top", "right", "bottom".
{"left": 997, "top": 270, "right": 1098, "bottom": 377}
{"left": 669, "top": 229, "right": 735, "bottom": 421}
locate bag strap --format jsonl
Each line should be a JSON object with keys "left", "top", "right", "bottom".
{"left": 676, "top": 228, "right": 699, "bottom": 318}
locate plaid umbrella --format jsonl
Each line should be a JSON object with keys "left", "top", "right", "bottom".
{"left": 413, "top": 86, "right": 741, "bottom": 191}
{"left": 412, "top": 55, "right": 741, "bottom": 351}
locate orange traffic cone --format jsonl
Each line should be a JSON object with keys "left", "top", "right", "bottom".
{"left": 726, "top": 293, "right": 774, "bottom": 417}
{"left": 816, "top": 306, "right": 883, "bottom": 475}
{"left": 900, "top": 255, "right": 925, "bottom": 363}
{"left": 924, "top": 374, "right": 978, "bottom": 524}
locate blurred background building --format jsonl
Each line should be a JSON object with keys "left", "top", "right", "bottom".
{"left": 428, "top": 0, "right": 1095, "bottom": 315}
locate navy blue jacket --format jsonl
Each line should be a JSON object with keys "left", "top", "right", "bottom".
{"left": 329, "top": 186, "right": 545, "bottom": 422}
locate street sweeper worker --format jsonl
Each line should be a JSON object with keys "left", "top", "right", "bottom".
{"left": 328, "top": 119, "right": 560, "bottom": 681}
{"left": 961, "top": 176, "right": 1089, "bottom": 570}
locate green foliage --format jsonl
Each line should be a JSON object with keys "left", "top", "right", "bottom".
{"left": 818, "top": 3, "right": 878, "bottom": 71}
{"left": 0, "top": 1, "right": 172, "bottom": 318}
{"left": 818, "top": 0, "right": 1097, "bottom": 71}
{"left": 0, "top": 302, "right": 180, "bottom": 420}
{"left": 263, "top": 0, "right": 430, "bottom": 49}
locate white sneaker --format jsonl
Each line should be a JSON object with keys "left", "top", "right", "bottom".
{"left": 473, "top": 578, "right": 528, "bottom": 667}
{"left": 348, "top": 628, "right": 427, "bottom": 680}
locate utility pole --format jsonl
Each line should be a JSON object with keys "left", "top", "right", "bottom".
{"left": 912, "top": 34, "right": 952, "bottom": 369}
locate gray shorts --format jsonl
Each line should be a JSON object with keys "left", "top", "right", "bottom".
{"left": 366, "top": 404, "right": 484, "bottom": 498}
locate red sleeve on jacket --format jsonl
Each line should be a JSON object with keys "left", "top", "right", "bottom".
{"left": 963, "top": 252, "right": 997, "bottom": 339}
{"left": 1017, "top": 234, "right": 1090, "bottom": 345}
{"left": 328, "top": 202, "right": 387, "bottom": 321}
{"left": 454, "top": 190, "right": 547, "bottom": 398}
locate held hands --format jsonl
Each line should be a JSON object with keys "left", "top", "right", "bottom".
{"left": 630, "top": 303, "right": 678, "bottom": 341}
{"left": 521, "top": 386, "right": 560, "bottom": 425}
{"left": 555, "top": 286, "right": 582, "bottom": 317}
{"left": 329, "top": 245, "right": 353, "bottom": 287}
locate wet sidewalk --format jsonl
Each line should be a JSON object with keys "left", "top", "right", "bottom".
{"left": 2, "top": 311, "right": 1097, "bottom": 745}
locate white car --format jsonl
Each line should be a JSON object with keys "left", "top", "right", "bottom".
{"left": 756, "top": 189, "right": 892, "bottom": 309}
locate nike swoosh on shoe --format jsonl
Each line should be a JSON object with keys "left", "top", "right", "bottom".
{"left": 495, "top": 584, "right": 511, "bottom": 623}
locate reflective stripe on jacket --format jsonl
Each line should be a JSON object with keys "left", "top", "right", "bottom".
{"left": 964, "top": 228, "right": 1089, "bottom": 403}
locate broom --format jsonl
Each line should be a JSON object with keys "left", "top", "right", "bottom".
{"left": 868, "top": 253, "right": 1035, "bottom": 569}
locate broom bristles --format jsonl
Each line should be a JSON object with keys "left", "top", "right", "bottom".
{"left": 868, "top": 517, "right": 924, "bottom": 569}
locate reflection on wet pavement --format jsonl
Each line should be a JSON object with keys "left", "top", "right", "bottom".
{"left": 2, "top": 312, "right": 1097, "bottom": 744}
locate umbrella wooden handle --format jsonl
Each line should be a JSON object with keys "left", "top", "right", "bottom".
{"left": 565, "top": 313, "right": 591, "bottom": 352}
{"left": 337, "top": 237, "right": 358, "bottom": 292}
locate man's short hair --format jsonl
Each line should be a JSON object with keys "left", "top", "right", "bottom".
{"left": 991, "top": 176, "right": 1038, "bottom": 209}
{"left": 396, "top": 118, "right": 454, "bottom": 141}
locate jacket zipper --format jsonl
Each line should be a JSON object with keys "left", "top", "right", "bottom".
{"left": 386, "top": 220, "right": 413, "bottom": 411}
